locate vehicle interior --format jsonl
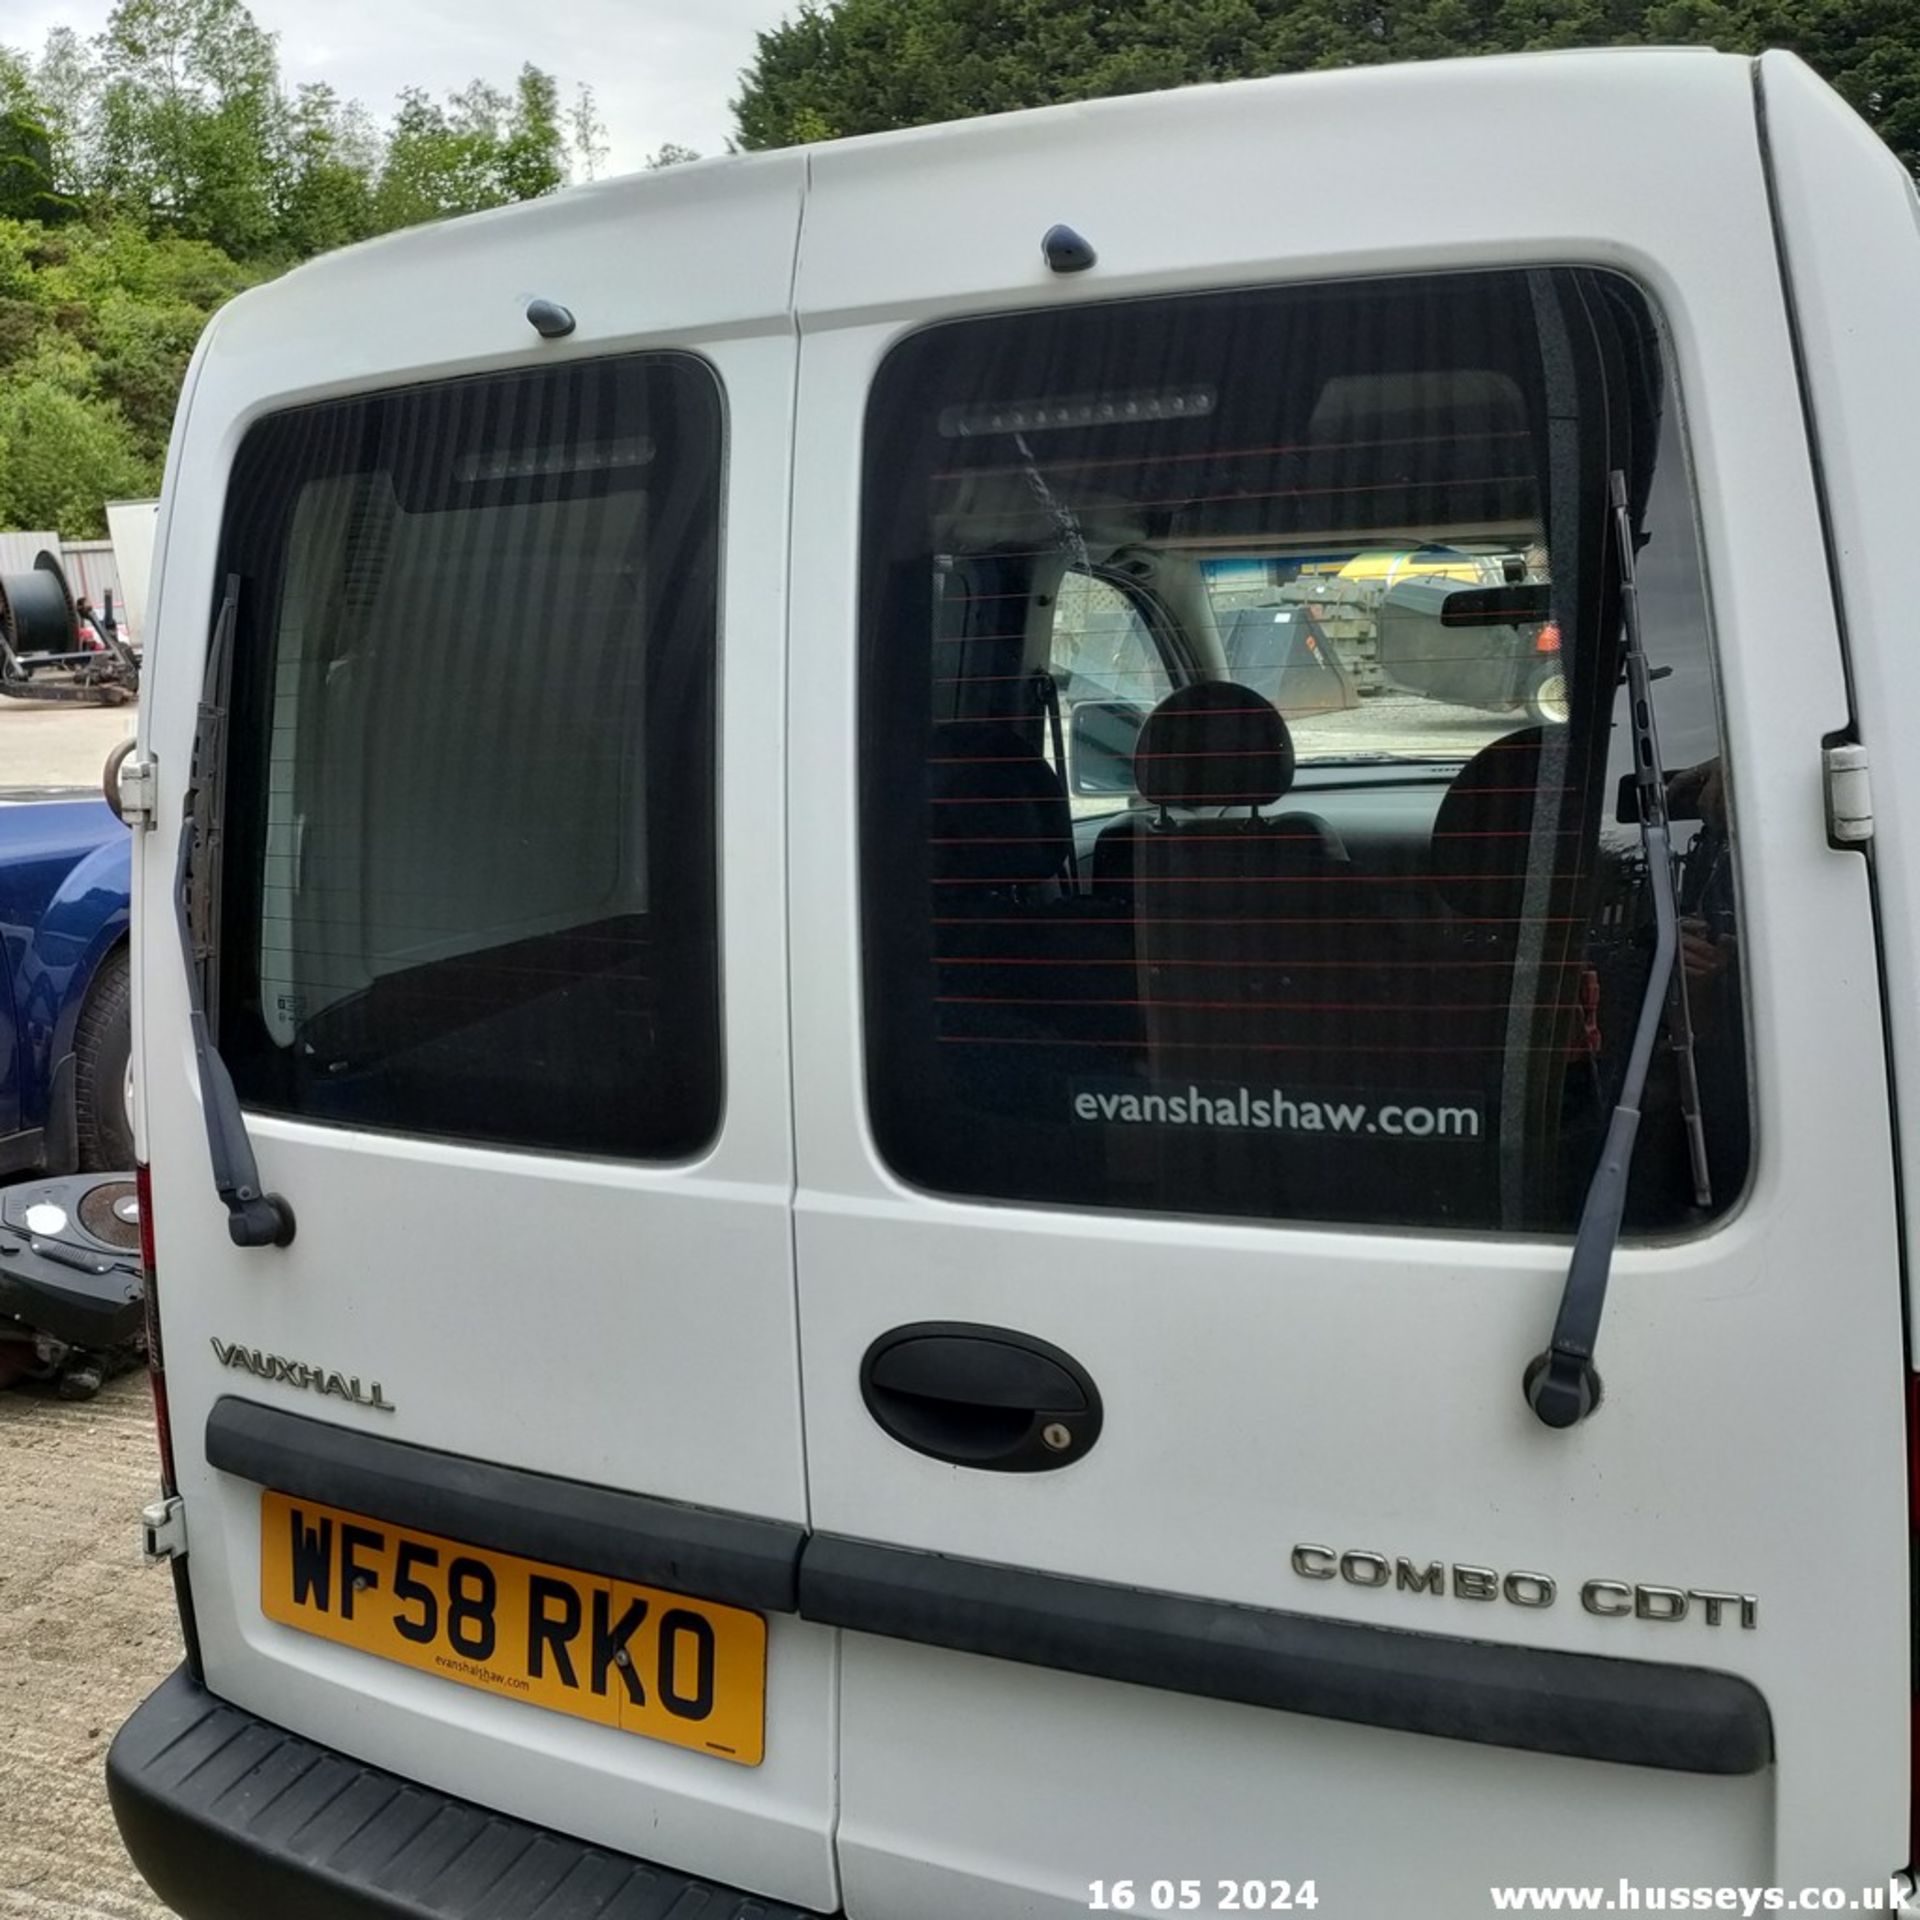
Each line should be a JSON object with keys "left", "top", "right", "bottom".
{"left": 212, "top": 355, "right": 725, "bottom": 1162}
{"left": 862, "top": 267, "right": 1749, "bottom": 1235}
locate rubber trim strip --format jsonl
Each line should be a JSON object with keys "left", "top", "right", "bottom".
{"left": 203, "top": 1400, "right": 1772, "bottom": 1774}
{"left": 798, "top": 1533, "right": 1773, "bottom": 1776}
{"left": 205, "top": 1397, "right": 804, "bottom": 1614}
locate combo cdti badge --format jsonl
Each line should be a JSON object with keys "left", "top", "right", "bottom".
{"left": 103, "top": 46, "right": 1920, "bottom": 1919}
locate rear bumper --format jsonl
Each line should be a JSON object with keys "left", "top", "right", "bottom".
{"left": 107, "top": 1665, "right": 832, "bottom": 1920}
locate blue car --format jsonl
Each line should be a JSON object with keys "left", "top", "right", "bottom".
{"left": 0, "top": 798, "right": 132, "bottom": 1177}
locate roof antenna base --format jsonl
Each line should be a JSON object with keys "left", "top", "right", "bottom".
{"left": 1041, "top": 225, "right": 1096, "bottom": 274}
{"left": 526, "top": 299, "right": 576, "bottom": 339}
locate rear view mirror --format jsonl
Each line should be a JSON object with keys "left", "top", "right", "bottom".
{"left": 1069, "top": 700, "right": 1145, "bottom": 795}
{"left": 1439, "top": 583, "right": 1551, "bottom": 628}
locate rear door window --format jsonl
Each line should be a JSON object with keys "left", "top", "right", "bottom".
{"left": 215, "top": 354, "right": 723, "bottom": 1159}
{"left": 861, "top": 271, "right": 1749, "bottom": 1232}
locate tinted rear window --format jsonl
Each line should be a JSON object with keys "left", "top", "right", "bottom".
{"left": 861, "top": 271, "right": 1749, "bottom": 1233}
{"left": 216, "top": 354, "right": 722, "bottom": 1159}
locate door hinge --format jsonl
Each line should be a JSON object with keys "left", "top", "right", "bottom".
{"left": 113, "top": 750, "right": 158, "bottom": 828}
{"left": 141, "top": 1494, "right": 187, "bottom": 1563}
{"left": 1824, "top": 741, "right": 1873, "bottom": 845}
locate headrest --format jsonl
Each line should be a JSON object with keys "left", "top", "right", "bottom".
{"left": 928, "top": 725, "right": 1071, "bottom": 889}
{"left": 1431, "top": 726, "right": 1548, "bottom": 921}
{"left": 1134, "top": 681, "right": 1294, "bottom": 810}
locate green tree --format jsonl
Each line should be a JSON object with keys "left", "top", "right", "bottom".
{"left": 0, "top": 212, "right": 259, "bottom": 531}
{"left": 374, "top": 65, "right": 567, "bottom": 231}
{"left": 0, "top": 112, "right": 68, "bottom": 223}
{"left": 273, "top": 83, "right": 378, "bottom": 258}
{"left": 0, "top": 9, "right": 616, "bottom": 532}
{"left": 0, "top": 377, "right": 151, "bottom": 536}
{"left": 569, "top": 83, "right": 609, "bottom": 182}
{"left": 497, "top": 65, "right": 565, "bottom": 202}
{"left": 0, "top": 55, "right": 76, "bottom": 224}
{"left": 732, "top": 0, "right": 1920, "bottom": 176}
{"left": 92, "top": 0, "right": 281, "bottom": 255}
{"left": 13, "top": 5, "right": 594, "bottom": 257}
{"left": 28, "top": 29, "right": 99, "bottom": 204}
{"left": 374, "top": 88, "right": 491, "bottom": 228}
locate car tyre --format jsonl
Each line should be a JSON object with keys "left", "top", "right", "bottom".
{"left": 75, "top": 946, "right": 134, "bottom": 1170}
{"left": 1524, "top": 661, "right": 1570, "bottom": 726}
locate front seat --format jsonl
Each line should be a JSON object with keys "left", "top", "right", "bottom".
{"left": 1097, "top": 681, "right": 1353, "bottom": 1071}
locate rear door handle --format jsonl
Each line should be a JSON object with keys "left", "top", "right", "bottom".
{"left": 860, "top": 1322, "right": 1103, "bottom": 1471}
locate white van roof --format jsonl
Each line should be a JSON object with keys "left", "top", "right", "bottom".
{"left": 198, "top": 45, "right": 1763, "bottom": 395}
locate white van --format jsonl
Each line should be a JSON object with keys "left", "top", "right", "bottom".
{"left": 104, "top": 46, "right": 1920, "bottom": 1917}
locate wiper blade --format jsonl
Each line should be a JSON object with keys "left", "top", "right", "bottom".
{"left": 1524, "top": 470, "right": 1708, "bottom": 1429}
{"left": 176, "top": 573, "right": 295, "bottom": 1250}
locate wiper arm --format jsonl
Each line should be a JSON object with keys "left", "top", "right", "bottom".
{"left": 176, "top": 573, "right": 295, "bottom": 1250}
{"left": 1523, "top": 470, "right": 1708, "bottom": 1429}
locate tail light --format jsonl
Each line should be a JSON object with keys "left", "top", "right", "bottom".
{"left": 1535, "top": 622, "right": 1562, "bottom": 654}
{"left": 136, "top": 1162, "right": 177, "bottom": 1496}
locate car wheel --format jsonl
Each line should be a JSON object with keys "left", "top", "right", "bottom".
{"left": 1524, "top": 661, "right": 1569, "bottom": 726}
{"left": 75, "top": 946, "right": 134, "bottom": 1170}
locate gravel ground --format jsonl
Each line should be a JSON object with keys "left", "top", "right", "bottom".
{"left": 1, "top": 698, "right": 170, "bottom": 1916}
{"left": 0, "top": 1374, "right": 177, "bottom": 1920}
{"left": 0, "top": 704, "right": 132, "bottom": 799}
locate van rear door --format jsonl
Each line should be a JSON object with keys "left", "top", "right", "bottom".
{"left": 786, "top": 54, "right": 1908, "bottom": 1913}
{"left": 137, "top": 155, "right": 837, "bottom": 1911}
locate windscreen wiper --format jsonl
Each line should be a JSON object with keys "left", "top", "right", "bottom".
{"left": 176, "top": 574, "right": 295, "bottom": 1250}
{"left": 1523, "top": 471, "right": 1708, "bottom": 1429}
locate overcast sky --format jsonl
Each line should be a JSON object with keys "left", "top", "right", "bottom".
{"left": 6, "top": 0, "right": 793, "bottom": 175}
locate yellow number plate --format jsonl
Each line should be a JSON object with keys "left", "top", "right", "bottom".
{"left": 259, "top": 1492, "right": 766, "bottom": 1765}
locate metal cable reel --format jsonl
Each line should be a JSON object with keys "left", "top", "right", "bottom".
{"left": 0, "top": 547, "right": 139, "bottom": 705}
{"left": 0, "top": 551, "right": 75, "bottom": 653}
